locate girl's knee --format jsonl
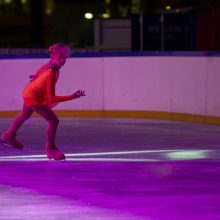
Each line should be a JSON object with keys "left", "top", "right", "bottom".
{"left": 55, "top": 117, "right": 59, "bottom": 126}
{"left": 50, "top": 117, "right": 59, "bottom": 127}
{"left": 24, "top": 113, "right": 32, "bottom": 121}
{"left": 18, "top": 112, "right": 32, "bottom": 121}
{"left": 19, "top": 107, "right": 33, "bottom": 120}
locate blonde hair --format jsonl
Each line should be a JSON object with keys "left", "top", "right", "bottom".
{"left": 48, "top": 43, "right": 70, "bottom": 57}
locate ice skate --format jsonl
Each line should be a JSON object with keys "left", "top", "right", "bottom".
{"left": 1, "top": 133, "right": 24, "bottom": 150}
{"left": 46, "top": 147, "right": 65, "bottom": 160}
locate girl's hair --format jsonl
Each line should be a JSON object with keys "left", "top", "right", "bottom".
{"left": 48, "top": 43, "right": 70, "bottom": 57}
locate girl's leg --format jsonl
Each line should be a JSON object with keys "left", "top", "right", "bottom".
{"left": 31, "top": 106, "right": 65, "bottom": 160}
{"left": 1, "top": 105, "right": 34, "bottom": 149}
{"left": 32, "top": 106, "right": 59, "bottom": 148}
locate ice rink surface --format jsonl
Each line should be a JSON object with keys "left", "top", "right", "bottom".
{"left": 0, "top": 118, "right": 220, "bottom": 220}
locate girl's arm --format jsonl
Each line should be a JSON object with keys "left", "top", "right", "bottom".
{"left": 47, "top": 71, "right": 74, "bottom": 103}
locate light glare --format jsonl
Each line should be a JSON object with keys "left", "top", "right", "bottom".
{"left": 0, "top": 149, "right": 213, "bottom": 162}
{"left": 166, "top": 150, "right": 210, "bottom": 160}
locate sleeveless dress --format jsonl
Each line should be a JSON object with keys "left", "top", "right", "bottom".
{"left": 22, "top": 63, "right": 72, "bottom": 107}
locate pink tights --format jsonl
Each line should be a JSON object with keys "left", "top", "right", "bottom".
{"left": 4, "top": 105, "right": 59, "bottom": 149}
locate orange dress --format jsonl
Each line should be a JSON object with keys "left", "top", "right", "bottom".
{"left": 23, "top": 65, "right": 72, "bottom": 107}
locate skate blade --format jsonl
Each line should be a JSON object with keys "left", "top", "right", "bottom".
{"left": 47, "top": 156, "right": 66, "bottom": 161}
{"left": 0, "top": 139, "right": 9, "bottom": 147}
{"left": 0, "top": 139, "right": 23, "bottom": 150}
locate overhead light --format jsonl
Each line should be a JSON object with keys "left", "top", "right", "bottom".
{"left": 4, "top": 0, "right": 12, "bottom": 4}
{"left": 21, "top": 0, "right": 27, "bottom": 4}
{"left": 165, "top": 5, "right": 172, "bottom": 11}
{"left": 101, "top": 13, "right": 110, "bottom": 19}
{"left": 84, "top": 12, "right": 93, "bottom": 20}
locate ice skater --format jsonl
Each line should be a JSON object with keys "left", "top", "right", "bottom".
{"left": 1, "top": 43, "right": 85, "bottom": 160}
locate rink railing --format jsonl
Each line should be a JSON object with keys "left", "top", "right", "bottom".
{"left": 1, "top": 51, "right": 220, "bottom": 124}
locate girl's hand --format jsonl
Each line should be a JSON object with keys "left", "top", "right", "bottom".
{"left": 72, "top": 90, "right": 86, "bottom": 99}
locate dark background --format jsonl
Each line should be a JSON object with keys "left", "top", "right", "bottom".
{"left": 0, "top": 0, "right": 219, "bottom": 51}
